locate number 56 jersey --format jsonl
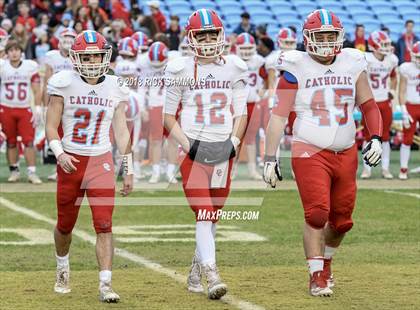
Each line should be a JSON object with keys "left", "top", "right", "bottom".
{"left": 47, "top": 70, "right": 129, "bottom": 156}
{"left": 164, "top": 55, "right": 249, "bottom": 142}
{"left": 276, "top": 48, "right": 367, "bottom": 151}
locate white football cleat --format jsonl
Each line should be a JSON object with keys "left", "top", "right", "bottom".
{"left": 202, "top": 263, "right": 227, "bottom": 300}
{"left": 249, "top": 171, "right": 263, "bottom": 180}
{"left": 360, "top": 169, "right": 371, "bottom": 179}
{"left": 28, "top": 173, "right": 42, "bottom": 184}
{"left": 309, "top": 271, "right": 333, "bottom": 297}
{"left": 54, "top": 265, "right": 71, "bottom": 294}
{"left": 99, "top": 283, "right": 120, "bottom": 303}
{"left": 148, "top": 173, "right": 160, "bottom": 184}
{"left": 166, "top": 173, "right": 178, "bottom": 184}
{"left": 187, "top": 255, "right": 204, "bottom": 293}
{"left": 48, "top": 172, "right": 57, "bottom": 181}
{"left": 399, "top": 168, "right": 408, "bottom": 180}
{"left": 410, "top": 166, "right": 420, "bottom": 174}
{"left": 7, "top": 171, "right": 20, "bottom": 183}
{"left": 381, "top": 169, "right": 394, "bottom": 179}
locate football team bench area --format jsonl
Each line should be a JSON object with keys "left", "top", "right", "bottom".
{"left": 0, "top": 172, "right": 419, "bottom": 309}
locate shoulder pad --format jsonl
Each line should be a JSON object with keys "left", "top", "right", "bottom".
{"left": 341, "top": 48, "right": 365, "bottom": 62}
{"left": 165, "top": 57, "right": 188, "bottom": 74}
{"left": 276, "top": 50, "right": 303, "bottom": 75}
{"left": 109, "top": 75, "right": 130, "bottom": 96}
{"left": 25, "top": 59, "right": 39, "bottom": 70}
{"left": 48, "top": 70, "right": 75, "bottom": 88}
{"left": 399, "top": 62, "right": 409, "bottom": 75}
{"left": 389, "top": 54, "right": 399, "bottom": 67}
{"left": 45, "top": 50, "right": 58, "bottom": 58}
{"left": 255, "top": 54, "right": 266, "bottom": 66}
{"left": 227, "top": 54, "right": 248, "bottom": 71}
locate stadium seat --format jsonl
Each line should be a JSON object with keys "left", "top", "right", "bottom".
{"left": 243, "top": 2, "right": 268, "bottom": 12}
{"left": 378, "top": 13, "right": 403, "bottom": 24}
{"left": 398, "top": 5, "right": 419, "bottom": 15}
{"left": 166, "top": 1, "right": 191, "bottom": 11}
{"left": 363, "top": 21, "right": 382, "bottom": 33}
{"left": 225, "top": 14, "right": 242, "bottom": 26}
{"left": 191, "top": 1, "right": 218, "bottom": 11}
{"left": 366, "top": 0, "right": 395, "bottom": 10}
{"left": 372, "top": 7, "right": 397, "bottom": 15}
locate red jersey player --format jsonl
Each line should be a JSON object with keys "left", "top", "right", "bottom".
{"left": 263, "top": 10, "right": 383, "bottom": 296}
{"left": 164, "top": 9, "right": 248, "bottom": 299}
{"left": 0, "top": 40, "right": 43, "bottom": 184}
{"left": 45, "top": 30, "right": 133, "bottom": 302}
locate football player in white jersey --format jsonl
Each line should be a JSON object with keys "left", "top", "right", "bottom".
{"left": 43, "top": 28, "right": 77, "bottom": 181}
{"left": 179, "top": 36, "right": 194, "bottom": 57}
{"left": 0, "top": 40, "right": 43, "bottom": 184}
{"left": 236, "top": 32, "right": 265, "bottom": 179}
{"left": 360, "top": 31, "right": 398, "bottom": 179}
{"left": 164, "top": 9, "right": 248, "bottom": 299}
{"left": 45, "top": 30, "right": 133, "bottom": 303}
{"left": 398, "top": 41, "right": 420, "bottom": 179}
{"left": 263, "top": 10, "right": 383, "bottom": 296}
{"left": 0, "top": 27, "right": 9, "bottom": 59}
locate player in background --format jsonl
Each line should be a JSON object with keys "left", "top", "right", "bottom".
{"left": 179, "top": 36, "right": 194, "bottom": 57}
{"left": 398, "top": 41, "right": 420, "bottom": 180}
{"left": 223, "top": 36, "right": 232, "bottom": 56}
{"left": 235, "top": 32, "right": 265, "bottom": 179}
{"left": 263, "top": 10, "right": 383, "bottom": 296}
{"left": 115, "top": 37, "right": 145, "bottom": 180}
{"left": 43, "top": 28, "right": 77, "bottom": 181}
{"left": 131, "top": 31, "right": 151, "bottom": 179}
{"left": 45, "top": 30, "right": 133, "bottom": 302}
{"left": 164, "top": 9, "right": 248, "bottom": 299}
{"left": 361, "top": 31, "right": 398, "bottom": 179}
{"left": 0, "top": 40, "right": 43, "bottom": 184}
{"left": 0, "top": 27, "right": 9, "bottom": 58}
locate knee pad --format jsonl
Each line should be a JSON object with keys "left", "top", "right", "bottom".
{"left": 93, "top": 220, "right": 112, "bottom": 234}
{"left": 56, "top": 223, "right": 74, "bottom": 235}
{"left": 7, "top": 143, "right": 17, "bottom": 148}
{"left": 330, "top": 219, "right": 353, "bottom": 234}
{"left": 305, "top": 207, "right": 329, "bottom": 229}
{"left": 403, "top": 136, "right": 413, "bottom": 146}
{"left": 23, "top": 141, "right": 34, "bottom": 147}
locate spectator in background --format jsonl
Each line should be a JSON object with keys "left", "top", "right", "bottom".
{"left": 34, "top": 29, "right": 50, "bottom": 65}
{"left": 147, "top": 1, "right": 166, "bottom": 33}
{"left": 16, "top": 1, "right": 36, "bottom": 34}
{"left": 11, "top": 22, "right": 32, "bottom": 58}
{"left": 54, "top": 12, "right": 74, "bottom": 39}
{"left": 0, "top": 0, "right": 7, "bottom": 19}
{"left": 87, "top": 0, "right": 109, "bottom": 25}
{"left": 1, "top": 18, "right": 13, "bottom": 33}
{"left": 396, "top": 20, "right": 419, "bottom": 64}
{"left": 74, "top": 20, "right": 84, "bottom": 34}
{"left": 138, "top": 15, "right": 159, "bottom": 38}
{"left": 112, "top": 0, "right": 131, "bottom": 27}
{"left": 233, "top": 12, "right": 257, "bottom": 39}
{"left": 352, "top": 24, "right": 368, "bottom": 52}
{"left": 75, "top": 5, "right": 94, "bottom": 30}
{"left": 166, "top": 15, "right": 180, "bottom": 50}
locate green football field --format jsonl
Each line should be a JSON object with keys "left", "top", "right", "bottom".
{"left": 0, "top": 187, "right": 419, "bottom": 310}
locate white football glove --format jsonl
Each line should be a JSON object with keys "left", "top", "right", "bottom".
{"left": 362, "top": 136, "right": 382, "bottom": 167}
{"left": 401, "top": 105, "right": 414, "bottom": 129}
{"left": 268, "top": 96, "right": 278, "bottom": 109}
{"left": 263, "top": 155, "right": 283, "bottom": 188}
{"left": 31, "top": 106, "right": 43, "bottom": 127}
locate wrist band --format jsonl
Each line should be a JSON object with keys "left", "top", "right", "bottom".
{"left": 122, "top": 153, "right": 134, "bottom": 175}
{"left": 49, "top": 139, "right": 64, "bottom": 158}
{"left": 230, "top": 136, "right": 241, "bottom": 149}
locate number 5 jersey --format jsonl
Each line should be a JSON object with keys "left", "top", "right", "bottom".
{"left": 47, "top": 70, "right": 129, "bottom": 156}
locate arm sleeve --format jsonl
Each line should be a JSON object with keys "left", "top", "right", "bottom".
{"left": 359, "top": 98, "right": 383, "bottom": 139}
{"left": 164, "top": 71, "right": 183, "bottom": 115}
{"left": 47, "top": 82, "right": 65, "bottom": 98}
{"left": 272, "top": 71, "right": 298, "bottom": 117}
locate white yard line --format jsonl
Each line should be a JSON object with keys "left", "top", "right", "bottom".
{"left": 0, "top": 196, "right": 265, "bottom": 310}
{"left": 383, "top": 190, "right": 420, "bottom": 200}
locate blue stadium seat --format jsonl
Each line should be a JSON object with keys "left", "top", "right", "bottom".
{"left": 297, "top": 5, "right": 320, "bottom": 16}
{"left": 270, "top": 3, "right": 295, "bottom": 13}
{"left": 401, "top": 12, "right": 419, "bottom": 21}
{"left": 292, "top": 1, "right": 318, "bottom": 12}
{"left": 220, "top": 7, "right": 243, "bottom": 16}
{"left": 243, "top": 2, "right": 268, "bottom": 11}
{"left": 217, "top": 1, "right": 242, "bottom": 11}
{"left": 166, "top": 0, "right": 191, "bottom": 10}
{"left": 363, "top": 21, "right": 382, "bottom": 33}
{"left": 372, "top": 7, "right": 397, "bottom": 15}
{"left": 225, "top": 14, "right": 242, "bottom": 26}
{"left": 170, "top": 7, "right": 192, "bottom": 16}
{"left": 191, "top": 1, "right": 217, "bottom": 11}
{"left": 366, "top": 0, "right": 395, "bottom": 10}
{"left": 398, "top": 5, "right": 419, "bottom": 15}
{"left": 378, "top": 13, "right": 403, "bottom": 24}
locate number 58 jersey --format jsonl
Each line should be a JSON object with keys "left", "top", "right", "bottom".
{"left": 47, "top": 70, "right": 129, "bottom": 156}
{"left": 276, "top": 48, "right": 367, "bottom": 151}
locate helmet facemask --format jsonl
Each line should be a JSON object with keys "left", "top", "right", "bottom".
{"left": 188, "top": 28, "right": 225, "bottom": 58}
{"left": 376, "top": 39, "right": 393, "bottom": 56}
{"left": 411, "top": 51, "right": 420, "bottom": 68}
{"left": 304, "top": 28, "right": 344, "bottom": 58}
{"left": 70, "top": 49, "right": 112, "bottom": 78}
{"left": 237, "top": 44, "right": 256, "bottom": 60}
{"left": 279, "top": 39, "right": 297, "bottom": 51}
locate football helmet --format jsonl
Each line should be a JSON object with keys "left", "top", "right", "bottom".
{"left": 58, "top": 28, "right": 77, "bottom": 53}
{"left": 223, "top": 36, "right": 232, "bottom": 56}
{"left": 131, "top": 31, "right": 150, "bottom": 54}
{"left": 115, "top": 59, "right": 138, "bottom": 77}
{"left": 179, "top": 36, "right": 193, "bottom": 56}
{"left": 368, "top": 31, "right": 392, "bottom": 55}
{"left": 303, "top": 9, "right": 344, "bottom": 58}
{"left": 0, "top": 27, "right": 9, "bottom": 51}
{"left": 69, "top": 30, "right": 112, "bottom": 78}
{"left": 186, "top": 9, "right": 225, "bottom": 58}
{"left": 411, "top": 41, "right": 420, "bottom": 68}
{"left": 148, "top": 42, "right": 168, "bottom": 67}
{"left": 277, "top": 28, "right": 297, "bottom": 51}
{"left": 236, "top": 33, "right": 256, "bottom": 60}
{"left": 118, "top": 37, "right": 138, "bottom": 58}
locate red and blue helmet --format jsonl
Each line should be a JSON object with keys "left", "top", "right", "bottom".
{"left": 236, "top": 33, "right": 256, "bottom": 60}
{"left": 411, "top": 41, "right": 420, "bottom": 67}
{"left": 303, "top": 9, "right": 344, "bottom": 58}
{"left": 69, "top": 30, "right": 112, "bottom": 78}
{"left": 277, "top": 28, "right": 297, "bottom": 51}
{"left": 368, "top": 30, "right": 392, "bottom": 55}
{"left": 131, "top": 31, "right": 150, "bottom": 54}
{"left": 59, "top": 27, "right": 77, "bottom": 52}
{"left": 186, "top": 9, "right": 225, "bottom": 58}
{"left": 148, "top": 42, "right": 168, "bottom": 67}
{"left": 118, "top": 37, "right": 139, "bottom": 58}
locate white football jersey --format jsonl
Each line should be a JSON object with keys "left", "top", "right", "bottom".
{"left": 126, "top": 90, "right": 142, "bottom": 121}
{"left": 164, "top": 55, "right": 249, "bottom": 142}
{"left": 245, "top": 54, "right": 265, "bottom": 103}
{"left": 141, "top": 61, "right": 165, "bottom": 108}
{"left": 0, "top": 59, "right": 39, "bottom": 108}
{"left": 265, "top": 50, "right": 282, "bottom": 73}
{"left": 114, "top": 58, "right": 138, "bottom": 77}
{"left": 365, "top": 52, "right": 398, "bottom": 102}
{"left": 399, "top": 62, "right": 420, "bottom": 104}
{"left": 47, "top": 70, "right": 129, "bottom": 156}
{"left": 277, "top": 48, "right": 367, "bottom": 151}
{"left": 44, "top": 50, "right": 73, "bottom": 73}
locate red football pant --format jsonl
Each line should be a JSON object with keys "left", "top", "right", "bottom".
{"left": 180, "top": 156, "right": 233, "bottom": 222}
{"left": 243, "top": 102, "right": 262, "bottom": 145}
{"left": 149, "top": 106, "right": 163, "bottom": 141}
{"left": 291, "top": 142, "right": 358, "bottom": 233}
{"left": 56, "top": 152, "right": 115, "bottom": 234}
{"left": 403, "top": 103, "right": 420, "bottom": 145}
{"left": 362, "top": 100, "right": 392, "bottom": 141}
{"left": 0, "top": 105, "right": 34, "bottom": 146}
{"left": 286, "top": 111, "right": 297, "bottom": 135}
